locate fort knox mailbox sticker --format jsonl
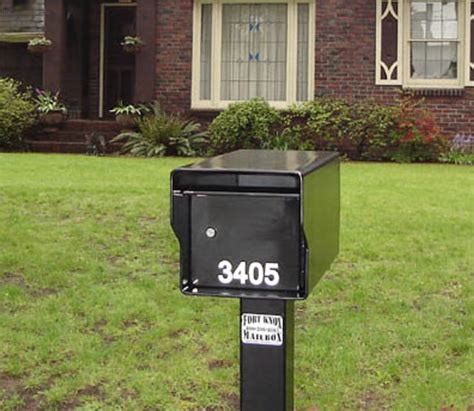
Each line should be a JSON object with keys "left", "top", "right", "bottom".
{"left": 241, "top": 314, "right": 283, "bottom": 346}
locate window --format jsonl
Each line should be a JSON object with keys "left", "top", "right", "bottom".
{"left": 407, "top": 0, "right": 462, "bottom": 86}
{"left": 192, "top": 0, "right": 315, "bottom": 109}
{"left": 376, "top": 0, "right": 474, "bottom": 87}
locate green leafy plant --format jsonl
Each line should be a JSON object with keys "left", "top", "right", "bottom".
{"left": 439, "top": 133, "right": 474, "bottom": 165}
{"left": 281, "top": 95, "right": 447, "bottom": 162}
{"left": 121, "top": 36, "right": 144, "bottom": 47}
{"left": 439, "top": 151, "right": 474, "bottom": 165}
{"left": 112, "top": 102, "right": 207, "bottom": 157}
{"left": 27, "top": 37, "right": 53, "bottom": 54}
{"left": 208, "top": 98, "right": 281, "bottom": 154}
{"left": 34, "top": 89, "right": 67, "bottom": 114}
{"left": 0, "top": 78, "right": 36, "bottom": 149}
{"left": 282, "top": 98, "right": 400, "bottom": 160}
{"left": 28, "top": 37, "right": 52, "bottom": 47}
{"left": 110, "top": 102, "right": 148, "bottom": 116}
{"left": 264, "top": 128, "right": 315, "bottom": 151}
{"left": 390, "top": 96, "right": 447, "bottom": 163}
{"left": 207, "top": 95, "right": 446, "bottom": 162}
{"left": 121, "top": 36, "right": 144, "bottom": 53}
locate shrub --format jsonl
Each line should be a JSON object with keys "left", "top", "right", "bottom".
{"left": 282, "top": 95, "right": 446, "bottom": 162}
{"left": 0, "top": 78, "right": 36, "bottom": 149}
{"left": 390, "top": 96, "right": 447, "bottom": 163}
{"left": 439, "top": 133, "right": 474, "bottom": 165}
{"left": 207, "top": 95, "right": 446, "bottom": 162}
{"left": 283, "top": 98, "right": 399, "bottom": 160}
{"left": 208, "top": 98, "right": 281, "bottom": 154}
{"left": 266, "top": 128, "right": 315, "bottom": 151}
{"left": 112, "top": 102, "right": 207, "bottom": 157}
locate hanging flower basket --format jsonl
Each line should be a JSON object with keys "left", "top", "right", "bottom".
{"left": 121, "top": 36, "right": 144, "bottom": 54}
{"left": 27, "top": 37, "right": 52, "bottom": 54}
{"left": 122, "top": 43, "right": 142, "bottom": 54}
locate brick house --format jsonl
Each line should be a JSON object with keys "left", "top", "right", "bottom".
{"left": 1, "top": 0, "right": 474, "bottom": 139}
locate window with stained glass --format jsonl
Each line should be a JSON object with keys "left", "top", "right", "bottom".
{"left": 193, "top": 0, "right": 314, "bottom": 109}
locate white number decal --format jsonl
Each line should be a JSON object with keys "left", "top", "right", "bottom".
{"left": 217, "top": 260, "right": 233, "bottom": 284}
{"left": 264, "top": 263, "right": 280, "bottom": 287}
{"left": 249, "top": 262, "right": 264, "bottom": 286}
{"left": 233, "top": 261, "right": 249, "bottom": 285}
{"left": 217, "top": 261, "right": 280, "bottom": 287}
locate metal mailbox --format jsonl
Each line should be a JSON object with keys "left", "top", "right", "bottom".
{"left": 171, "top": 149, "right": 340, "bottom": 300}
{"left": 171, "top": 150, "right": 340, "bottom": 411}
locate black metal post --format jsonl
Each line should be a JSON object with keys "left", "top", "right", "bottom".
{"left": 240, "top": 299, "right": 295, "bottom": 411}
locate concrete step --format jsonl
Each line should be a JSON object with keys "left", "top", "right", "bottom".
{"left": 25, "top": 140, "right": 123, "bottom": 154}
{"left": 30, "top": 130, "right": 120, "bottom": 143}
{"left": 61, "top": 120, "right": 121, "bottom": 132}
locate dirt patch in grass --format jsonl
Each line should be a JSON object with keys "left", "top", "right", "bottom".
{"left": 58, "top": 384, "right": 104, "bottom": 410}
{"left": 30, "top": 288, "right": 57, "bottom": 298}
{"left": 0, "top": 372, "right": 23, "bottom": 393}
{"left": 221, "top": 392, "right": 239, "bottom": 410}
{"left": 1, "top": 272, "right": 57, "bottom": 299}
{"left": 208, "top": 359, "right": 233, "bottom": 370}
{"left": 1, "top": 272, "right": 27, "bottom": 288}
{"left": 0, "top": 372, "right": 44, "bottom": 410}
{"left": 169, "top": 328, "right": 187, "bottom": 338}
{"left": 357, "top": 389, "right": 391, "bottom": 410}
{"left": 123, "top": 318, "right": 153, "bottom": 330}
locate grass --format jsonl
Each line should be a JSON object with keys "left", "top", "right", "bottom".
{"left": 0, "top": 153, "right": 472, "bottom": 411}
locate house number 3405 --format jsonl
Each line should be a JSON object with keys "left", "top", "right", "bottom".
{"left": 217, "top": 261, "right": 280, "bottom": 287}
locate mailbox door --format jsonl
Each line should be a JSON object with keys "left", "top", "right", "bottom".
{"left": 188, "top": 192, "right": 302, "bottom": 296}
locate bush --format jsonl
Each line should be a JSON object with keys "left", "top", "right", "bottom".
{"left": 439, "top": 133, "right": 474, "bottom": 165}
{"left": 0, "top": 78, "right": 36, "bottom": 149}
{"left": 208, "top": 99, "right": 281, "bottom": 154}
{"left": 112, "top": 102, "right": 207, "bottom": 157}
{"left": 284, "top": 99, "right": 398, "bottom": 160}
{"left": 389, "top": 97, "right": 447, "bottom": 163}
{"left": 207, "top": 95, "right": 447, "bottom": 162}
{"left": 282, "top": 95, "right": 446, "bottom": 162}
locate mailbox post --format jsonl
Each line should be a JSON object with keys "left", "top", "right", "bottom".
{"left": 171, "top": 150, "right": 340, "bottom": 410}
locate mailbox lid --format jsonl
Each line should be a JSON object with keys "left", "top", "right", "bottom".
{"left": 182, "top": 150, "right": 338, "bottom": 174}
{"left": 172, "top": 150, "right": 338, "bottom": 194}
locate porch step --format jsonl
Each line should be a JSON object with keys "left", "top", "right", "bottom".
{"left": 61, "top": 120, "right": 121, "bottom": 132}
{"left": 26, "top": 119, "right": 127, "bottom": 154}
{"left": 26, "top": 140, "right": 123, "bottom": 154}
{"left": 32, "top": 130, "right": 120, "bottom": 143}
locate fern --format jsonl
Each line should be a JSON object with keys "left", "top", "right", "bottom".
{"left": 112, "top": 102, "right": 207, "bottom": 157}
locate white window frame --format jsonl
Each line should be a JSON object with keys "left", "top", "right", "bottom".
{"left": 191, "top": 0, "right": 315, "bottom": 110}
{"left": 403, "top": 0, "right": 466, "bottom": 88}
{"left": 376, "top": 0, "right": 473, "bottom": 88}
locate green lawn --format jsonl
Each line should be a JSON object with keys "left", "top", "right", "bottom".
{"left": 0, "top": 154, "right": 472, "bottom": 411}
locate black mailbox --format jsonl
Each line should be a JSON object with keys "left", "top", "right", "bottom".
{"left": 171, "top": 149, "right": 340, "bottom": 300}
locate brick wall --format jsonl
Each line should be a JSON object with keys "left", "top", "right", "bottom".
{"left": 154, "top": 0, "right": 474, "bottom": 138}
{"left": 155, "top": 0, "right": 193, "bottom": 114}
{"left": 0, "top": 42, "right": 42, "bottom": 87}
{"left": 0, "top": 0, "right": 44, "bottom": 33}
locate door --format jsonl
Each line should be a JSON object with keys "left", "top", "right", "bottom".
{"left": 189, "top": 193, "right": 302, "bottom": 294}
{"left": 101, "top": 4, "right": 136, "bottom": 117}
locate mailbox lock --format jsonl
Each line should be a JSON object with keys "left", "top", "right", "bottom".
{"left": 205, "top": 227, "right": 217, "bottom": 239}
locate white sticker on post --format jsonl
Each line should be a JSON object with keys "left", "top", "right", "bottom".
{"left": 241, "top": 314, "right": 283, "bottom": 346}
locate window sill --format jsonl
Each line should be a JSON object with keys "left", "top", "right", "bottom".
{"left": 402, "top": 87, "right": 464, "bottom": 97}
